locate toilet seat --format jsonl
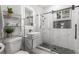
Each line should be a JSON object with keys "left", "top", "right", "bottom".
{"left": 15, "top": 51, "right": 29, "bottom": 54}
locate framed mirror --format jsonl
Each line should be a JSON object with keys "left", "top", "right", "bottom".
{"left": 25, "top": 7, "right": 33, "bottom": 26}
{"left": 23, "top": 6, "right": 35, "bottom": 35}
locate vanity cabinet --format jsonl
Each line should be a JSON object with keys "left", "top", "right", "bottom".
{"left": 25, "top": 32, "right": 42, "bottom": 50}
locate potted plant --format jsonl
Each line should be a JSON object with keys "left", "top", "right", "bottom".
{"left": 4, "top": 26, "right": 14, "bottom": 37}
{"left": 7, "top": 7, "right": 13, "bottom": 16}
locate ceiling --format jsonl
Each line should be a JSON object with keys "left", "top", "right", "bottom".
{"left": 37, "top": 5, "right": 52, "bottom": 9}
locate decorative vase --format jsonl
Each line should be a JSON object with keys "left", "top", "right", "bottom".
{"left": 8, "top": 13, "right": 13, "bottom": 16}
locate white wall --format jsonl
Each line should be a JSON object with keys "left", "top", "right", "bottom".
{"left": 42, "top": 5, "right": 77, "bottom": 50}
{"left": 47, "top": 5, "right": 72, "bottom": 11}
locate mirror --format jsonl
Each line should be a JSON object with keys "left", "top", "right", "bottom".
{"left": 24, "top": 6, "right": 35, "bottom": 35}
{"left": 25, "top": 7, "right": 33, "bottom": 26}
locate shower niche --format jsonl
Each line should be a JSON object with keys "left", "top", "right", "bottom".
{"left": 53, "top": 20, "right": 71, "bottom": 29}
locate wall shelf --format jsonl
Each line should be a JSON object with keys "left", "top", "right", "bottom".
{"left": 3, "top": 11, "right": 21, "bottom": 20}
{"left": 3, "top": 11, "right": 22, "bottom": 37}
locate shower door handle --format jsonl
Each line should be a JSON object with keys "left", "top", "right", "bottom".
{"left": 75, "top": 24, "right": 77, "bottom": 40}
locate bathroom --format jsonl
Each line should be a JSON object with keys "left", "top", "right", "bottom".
{"left": 0, "top": 5, "right": 79, "bottom": 54}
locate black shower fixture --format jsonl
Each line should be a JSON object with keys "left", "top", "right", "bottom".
{"left": 72, "top": 5, "right": 75, "bottom": 10}
{"left": 52, "top": 10, "right": 54, "bottom": 14}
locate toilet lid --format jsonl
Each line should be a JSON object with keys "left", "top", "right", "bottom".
{"left": 15, "top": 51, "right": 29, "bottom": 54}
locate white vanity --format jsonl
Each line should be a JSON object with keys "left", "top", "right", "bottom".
{"left": 25, "top": 32, "right": 42, "bottom": 50}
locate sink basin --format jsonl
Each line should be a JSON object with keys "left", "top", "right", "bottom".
{"left": 0, "top": 43, "right": 5, "bottom": 53}
{"left": 28, "top": 32, "right": 40, "bottom": 34}
{"left": 24, "top": 32, "right": 40, "bottom": 37}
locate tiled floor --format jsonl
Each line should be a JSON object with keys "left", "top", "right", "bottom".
{"left": 40, "top": 43, "right": 75, "bottom": 54}
{"left": 15, "top": 50, "right": 29, "bottom": 54}
{"left": 32, "top": 46, "right": 57, "bottom": 54}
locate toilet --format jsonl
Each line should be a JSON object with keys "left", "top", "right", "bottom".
{"left": 3, "top": 37, "right": 29, "bottom": 54}
{"left": 0, "top": 43, "right": 5, "bottom": 54}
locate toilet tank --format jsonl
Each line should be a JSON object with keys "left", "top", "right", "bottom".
{"left": 4, "top": 37, "right": 22, "bottom": 54}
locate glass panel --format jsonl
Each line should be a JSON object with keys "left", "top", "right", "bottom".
{"left": 57, "top": 11, "right": 61, "bottom": 19}
{"left": 62, "top": 9, "right": 70, "bottom": 18}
